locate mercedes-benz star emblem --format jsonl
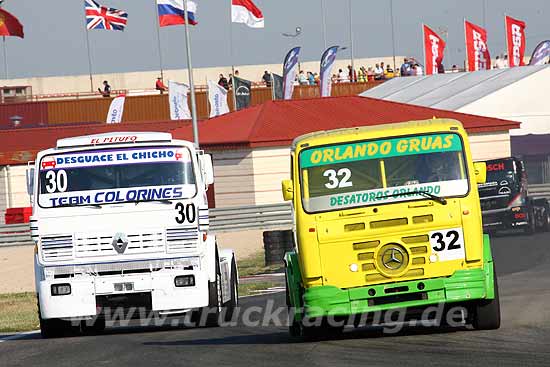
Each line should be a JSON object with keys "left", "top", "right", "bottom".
{"left": 382, "top": 247, "right": 405, "bottom": 270}
{"left": 111, "top": 232, "right": 129, "bottom": 254}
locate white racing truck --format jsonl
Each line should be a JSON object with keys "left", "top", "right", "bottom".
{"left": 27, "top": 132, "right": 238, "bottom": 338}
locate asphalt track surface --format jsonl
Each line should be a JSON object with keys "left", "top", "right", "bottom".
{"left": 2, "top": 231, "right": 550, "bottom": 367}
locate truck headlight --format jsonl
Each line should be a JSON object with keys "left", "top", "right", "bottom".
{"left": 174, "top": 275, "right": 195, "bottom": 287}
{"left": 51, "top": 283, "right": 71, "bottom": 296}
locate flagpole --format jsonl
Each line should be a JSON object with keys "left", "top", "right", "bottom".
{"left": 422, "top": 24, "right": 426, "bottom": 74}
{"left": 183, "top": 0, "right": 199, "bottom": 147}
{"left": 2, "top": 37, "right": 7, "bottom": 79}
{"left": 229, "top": 0, "right": 237, "bottom": 111}
{"left": 504, "top": 13, "right": 509, "bottom": 66}
{"left": 464, "top": 19, "right": 468, "bottom": 72}
{"left": 389, "top": 0, "right": 397, "bottom": 72}
{"left": 154, "top": 1, "right": 165, "bottom": 81}
{"left": 348, "top": 0, "right": 355, "bottom": 80}
{"left": 82, "top": 3, "right": 94, "bottom": 93}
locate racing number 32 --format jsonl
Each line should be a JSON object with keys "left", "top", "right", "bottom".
{"left": 175, "top": 203, "right": 196, "bottom": 224}
{"left": 428, "top": 228, "right": 465, "bottom": 262}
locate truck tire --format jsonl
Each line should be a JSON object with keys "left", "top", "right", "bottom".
{"left": 205, "top": 248, "right": 222, "bottom": 327}
{"left": 524, "top": 208, "right": 536, "bottom": 235}
{"left": 38, "top": 300, "right": 75, "bottom": 338}
{"left": 472, "top": 270, "right": 501, "bottom": 330}
{"left": 542, "top": 206, "right": 550, "bottom": 232}
{"left": 223, "top": 257, "right": 238, "bottom": 322}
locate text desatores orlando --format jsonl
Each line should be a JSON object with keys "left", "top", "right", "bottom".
{"left": 329, "top": 185, "right": 441, "bottom": 207}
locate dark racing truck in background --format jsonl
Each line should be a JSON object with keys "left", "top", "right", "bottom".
{"left": 477, "top": 157, "right": 550, "bottom": 234}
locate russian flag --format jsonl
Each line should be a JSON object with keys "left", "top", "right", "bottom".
{"left": 157, "top": 0, "right": 197, "bottom": 27}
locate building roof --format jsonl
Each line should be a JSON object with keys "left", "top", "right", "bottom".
{"left": 169, "top": 95, "right": 520, "bottom": 147}
{"left": 0, "top": 96, "right": 520, "bottom": 165}
{"left": 511, "top": 134, "right": 550, "bottom": 156}
{"left": 360, "top": 65, "right": 548, "bottom": 110}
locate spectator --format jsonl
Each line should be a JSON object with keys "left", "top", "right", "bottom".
{"left": 314, "top": 73, "right": 320, "bottom": 85}
{"left": 503, "top": 55, "right": 509, "bottom": 68}
{"left": 262, "top": 70, "right": 272, "bottom": 87}
{"left": 374, "top": 63, "right": 384, "bottom": 80}
{"left": 367, "top": 67, "right": 374, "bottom": 81}
{"left": 218, "top": 74, "right": 229, "bottom": 90}
{"left": 415, "top": 63, "right": 423, "bottom": 76}
{"left": 437, "top": 63, "right": 445, "bottom": 74}
{"left": 384, "top": 64, "right": 395, "bottom": 79}
{"left": 155, "top": 77, "right": 168, "bottom": 94}
{"left": 307, "top": 71, "right": 315, "bottom": 85}
{"left": 451, "top": 64, "right": 459, "bottom": 73}
{"left": 298, "top": 70, "right": 308, "bottom": 85}
{"left": 98, "top": 80, "right": 111, "bottom": 97}
{"left": 234, "top": 69, "right": 240, "bottom": 77}
{"left": 494, "top": 55, "right": 505, "bottom": 69}
{"left": 228, "top": 73, "right": 234, "bottom": 89}
{"left": 400, "top": 58, "right": 411, "bottom": 76}
{"left": 348, "top": 65, "right": 357, "bottom": 82}
{"left": 338, "top": 68, "right": 349, "bottom": 82}
{"left": 331, "top": 74, "right": 338, "bottom": 84}
{"left": 357, "top": 67, "right": 366, "bottom": 82}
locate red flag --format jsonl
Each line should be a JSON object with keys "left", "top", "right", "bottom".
{"left": 465, "top": 21, "right": 490, "bottom": 71}
{"left": 505, "top": 16, "right": 526, "bottom": 67}
{"left": 423, "top": 25, "right": 446, "bottom": 75}
{"left": 0, "top": 8, "right": 24, "bottom": 38}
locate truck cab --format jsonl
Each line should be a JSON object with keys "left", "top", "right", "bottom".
{"left": 478, "top": 157, "right": 550, "bottom": 234}
{"left": 282, "top": 119, "right": 500, "bottom": 337}
{"left": 28, "top": 132, "right": 238, "bottom": 337}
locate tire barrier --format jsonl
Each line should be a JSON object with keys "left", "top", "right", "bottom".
{"left": 263, "top": 230, "right": 294, "bottom": 266}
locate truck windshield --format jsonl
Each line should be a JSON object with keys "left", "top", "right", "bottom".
{"left": 38, "top": 146, "right": 196, "bottom": 208}
{"left": 484, "top": 159, "right": 516, "bottom": 185}
{"left": 299, "top": 133, "right": 469, "bottom": 213}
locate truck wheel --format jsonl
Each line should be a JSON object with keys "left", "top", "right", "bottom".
{"left": 542, "top": 206, "right": 550, "bottom": 232}
{"left": 223, "top": 257, "right": 238, "bottom": 322}
{"left": 38, "top": 300, "right": 74, "bottom": 338}
{"left": 205, "top": 248, "right": 222, "bottom": 327}
{"left": 472, "top": 270, "right": 501, "bottom": 330}
{"left": 524, "top": 208, "right": 536, "bottom": 235}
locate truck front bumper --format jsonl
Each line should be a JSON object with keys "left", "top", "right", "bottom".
{"left": 482, "top": 207, "right": 528, "bottom": 230}
{"left": 38, "top": 269, "right": 209, "bottom": 320}
{"left": 301, "top": 267, "right": 494, "bottom": 319}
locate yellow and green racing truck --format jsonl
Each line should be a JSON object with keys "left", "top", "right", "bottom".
{"left": 282, "top": 119, "right": 500, "bottom": 337}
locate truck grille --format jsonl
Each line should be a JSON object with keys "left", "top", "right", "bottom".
{"left": 41, "top": 235, "right": 74, "bottom": 261}
{"left": 354, "top": 234, "right": 429, "bottom": 283}
{"left": 75, "top": 231, "right": 165, "bottom": 258}
{"left": 166, "top": 227, "right": 199, "bottom": 253}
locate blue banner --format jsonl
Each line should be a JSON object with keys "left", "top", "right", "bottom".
{"left": 320, "top": 46, "right": 339, "bottom": 97}
{"left": 529, "top": 40, "right": 550, "bottom": 65}
{"left": 282, "top": 47, "right": 301, "bottom": 100}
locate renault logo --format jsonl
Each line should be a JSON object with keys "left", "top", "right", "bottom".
{"left": 382, "top": 247, "right": 405, "bottom": 270}
{"left": 111, "top": 232, "right": 128, "bottom": 254}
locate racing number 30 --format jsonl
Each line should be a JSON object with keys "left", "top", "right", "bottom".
{"left": 430, "top": 230, "right": 461, "bottom": 252}
{"left": 175, "top": 203, "right": 196, "bottom": 224}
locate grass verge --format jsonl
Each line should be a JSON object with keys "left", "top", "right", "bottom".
{"left": 238, "top": 252, "right": 284, "bottom": 277}
{"left": 0, "top": 292, "right": 38, "bottom": 333}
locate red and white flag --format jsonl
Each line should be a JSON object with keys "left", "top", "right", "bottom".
{"left": 231, "top": 0, "right": 264, "bottom": 28}
{"left": 423, "top": 25, "right": 446, "bottom": 75}
{"left": 465, "top": 20, "right": 491, "bottom": 71}
{"left": 505, "top": 16, "right": 526, "bottom": 67}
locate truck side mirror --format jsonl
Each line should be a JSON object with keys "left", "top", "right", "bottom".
{"left": 26, "top": 167, "right": 35, "bottom": 196}
{"left": 202, "top": 154, "right": 214, "bottom": 186}
{"left": 473, "top": 162, "right": 486, "bottom": 184}
{"left": 281, "top": 179, "right": 294, "bottom": 201}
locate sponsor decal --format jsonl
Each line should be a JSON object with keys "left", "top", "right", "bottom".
{"left": 300, "top": 134, "right": 461, "bottom": 168}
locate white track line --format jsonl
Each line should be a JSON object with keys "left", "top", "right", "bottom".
{"left": 0, "top": 330, "right": 40, "bottom": 343}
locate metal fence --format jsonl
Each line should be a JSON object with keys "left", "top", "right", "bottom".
{"left": 528, "top": 183, "right": 550, "bottom": 200}
{"left": 0, "top": 203, "right": 293, "bottom": 248}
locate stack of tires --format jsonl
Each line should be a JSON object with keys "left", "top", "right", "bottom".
{"left": 263, "top": 230, "right": 294, "bottom": 266}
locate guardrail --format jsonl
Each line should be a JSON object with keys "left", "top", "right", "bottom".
{"left": 0, "top": 203, "right": 293, "bottom": 247}
{"left": 528, "top": 183, "right": 550, "bottom": 200}
{"left": 0, "top": 223, "right": 33, "bottom": 247}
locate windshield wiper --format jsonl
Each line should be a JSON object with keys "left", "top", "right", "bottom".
{"left": 380, "top": 191, "right": 447, "bottom": 205}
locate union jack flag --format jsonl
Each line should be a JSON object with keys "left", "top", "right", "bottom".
{"left": 85, "top": 0, "right": 128, "bottom": 31}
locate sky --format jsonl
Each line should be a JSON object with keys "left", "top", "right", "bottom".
{"left": 2, "top": 0, "right": 550, "bottom": 80}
